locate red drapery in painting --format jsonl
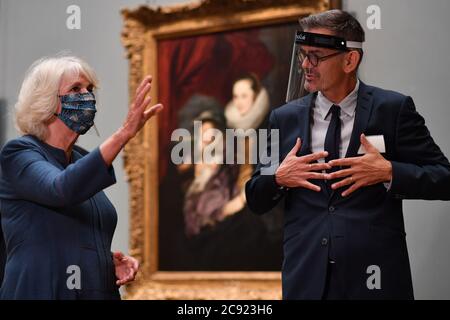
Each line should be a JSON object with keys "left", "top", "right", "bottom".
{"left": 157, "top": 29, "right": 275, "bottom": 180}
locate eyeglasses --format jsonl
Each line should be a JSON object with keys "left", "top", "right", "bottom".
{"left": 298, "top": 49, "right": 346, "bottom": 67}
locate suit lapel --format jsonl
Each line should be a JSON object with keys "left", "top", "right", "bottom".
{"left": 296, "top": 93, "right": 315, "bottom": 157}
{"left": 344, "top": 82, "right": 374, "bottom": 158}
{"left": 329, "top": 81, "right": 374, "bottom": 202}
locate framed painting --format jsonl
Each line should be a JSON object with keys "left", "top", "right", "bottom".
{"left": 122, "top": 0, "right": 340, "bottom": 300}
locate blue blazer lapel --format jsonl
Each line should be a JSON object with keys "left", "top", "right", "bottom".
{"left": 345, "top": 81, "right": 374, "bottom": 158}
{"left": 296, "top": 93, "right": 315, "bottom": 157}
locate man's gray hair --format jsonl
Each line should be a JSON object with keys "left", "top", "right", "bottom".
{"left": 299, "top": 9, "right": 365, "bottom": 43}
{"left": 299, "top": 10, "right": 365, "bottom": 67}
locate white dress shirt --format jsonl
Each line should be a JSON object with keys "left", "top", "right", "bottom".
{"left": 311, "top": 80, "right": 360, "bottom": 162}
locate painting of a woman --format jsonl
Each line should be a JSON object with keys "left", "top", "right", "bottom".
{"left": 158, "top": 22, "right": 298, "bottom": 271}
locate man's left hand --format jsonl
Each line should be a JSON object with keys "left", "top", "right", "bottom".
{"left": 326, "top": 134, "right": 392, "bottom": 197}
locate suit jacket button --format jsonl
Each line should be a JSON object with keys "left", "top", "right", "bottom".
{"left": 321, "top": 238, "right": 328, "bottom": 246}
{"left": 329, "top": 206, "right": 335, "bottom": 213}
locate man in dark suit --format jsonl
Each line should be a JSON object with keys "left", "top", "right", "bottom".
{"left": 245, "top": 9, "right": 450, "bottom": 299}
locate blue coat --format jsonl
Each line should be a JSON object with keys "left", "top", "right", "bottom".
{"left": 0, "top": 135, "right": 120, "bottom": 299}
{"left": 246, "top": 82, "right": 450, "bottom": 299}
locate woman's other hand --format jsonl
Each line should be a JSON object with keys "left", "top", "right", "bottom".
{"left": 113, "top": 251, "right": 139, "bottom": 286}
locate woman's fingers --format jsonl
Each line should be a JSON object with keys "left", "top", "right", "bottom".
{"left": 115, "top": 256, "right": 139, "bottom": 286}
{"left": 123, "top": 75, "right": 162, "bottom": 138}
{"left": 144, "top": 104, "right": 163, "bottom": 121}
{"left": 115, "top": 272, "right": 135, "bottom": 286}
{"left": 132, "top": 258, "right": 140, "bottom": 272}
{"left": 134, "top": 75, "right": 153, "bottom": 109}
{"left": 113, "top": 251, "right": 124, "bottom": 258}
{"left": 134, "top": 83, "right": 151, "bottom": 109}
{"left": 135, "top": 76, "right": 152, "bottom": 96}
{"left": 141, "top": 97, "right": 152, "bottom": 112}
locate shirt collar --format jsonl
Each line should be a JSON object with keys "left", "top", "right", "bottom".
{"left": 316, "top": 79, "right": 360, "bottom": 119}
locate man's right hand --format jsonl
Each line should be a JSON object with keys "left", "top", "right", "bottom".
{"left": 275, "top": 138, "right": 330, "bottom": 192}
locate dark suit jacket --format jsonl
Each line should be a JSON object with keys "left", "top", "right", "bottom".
{"left": 0, "top": 219, "right": 5, "bottom": 285}
{"left": 245, "top": 81, "right": 450, "bottom": 299}
{"left": 0, "top": 135, "right": 120, "bottom": 299}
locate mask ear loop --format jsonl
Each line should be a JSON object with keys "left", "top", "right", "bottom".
{"left": 54, "top": 94, "right": 62, "bottom": 118}
{"left": 93, "top": 123, "right": 100, "bottom": 137}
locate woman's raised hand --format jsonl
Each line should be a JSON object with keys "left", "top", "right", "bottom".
{"left": 100, "top": 75, "right": 163, "bottom": 167}
{"left": 121, "top": 75, "right": 163, "bottom": 140}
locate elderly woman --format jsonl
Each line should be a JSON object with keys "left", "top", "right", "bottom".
{"left": 0, "top": 55, "right": 162, "bottom": 299}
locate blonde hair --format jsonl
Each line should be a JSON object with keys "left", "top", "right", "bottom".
{"left": 14, "top": 54, "right": 99, "bottom": 140}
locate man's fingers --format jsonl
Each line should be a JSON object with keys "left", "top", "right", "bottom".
{"left": 301, "top": 181, "right": 321, "bottom": 192}
{"left": 341, "top": 182, "right": 361, "bottom": 197}
{"left": 329, "top": 156, "right": 360, "bottom": 167}
{"left": 326, "top": 168, "right": 353, "bottom": 180}
{"left": 306, "top": 172, "right": 328, "bottom": 180}
{"left": 288, "top": 138, "right": 302, "bottom": 156}
{"left": 309, "top": 162, "right": 332, "bottom": 171}
{"left": 331, "top": 176, "right": 354, "bottom": 190}
{"left": 300, "top": 151, "right": 329, "bottom": 163}
{"left": 360, "top": 133, "right": 378, "bottom": 153}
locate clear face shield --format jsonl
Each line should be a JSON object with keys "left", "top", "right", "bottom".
{"left": 285, "top": 31, "right": 363, "bottom": 103}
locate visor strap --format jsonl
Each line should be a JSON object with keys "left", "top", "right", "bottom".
{"left": 346, "top": 41, "right": 363, "bottom": 49}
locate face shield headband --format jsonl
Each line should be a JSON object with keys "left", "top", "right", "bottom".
{"left": 286, "top": 31, "right": 364, "bottom": 102}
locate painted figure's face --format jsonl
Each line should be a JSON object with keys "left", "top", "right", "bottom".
{"left": 232, "top": 79, "right": 256, "bottom": 116}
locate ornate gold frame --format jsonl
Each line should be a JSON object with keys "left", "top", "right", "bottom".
{"left": 121, "top": 0, "right": 339, "bottom": 300}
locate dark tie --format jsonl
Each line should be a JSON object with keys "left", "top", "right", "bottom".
{"left": 324, "top": 104, "right": 341, "bottom": 175}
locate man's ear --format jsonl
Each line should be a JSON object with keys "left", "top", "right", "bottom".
{"left": 343, "top": 50, "right": 361, "bottom": 74}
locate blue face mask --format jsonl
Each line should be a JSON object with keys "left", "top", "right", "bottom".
{"left": 55, "top": 92, "right": 97, "bottom": 135}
